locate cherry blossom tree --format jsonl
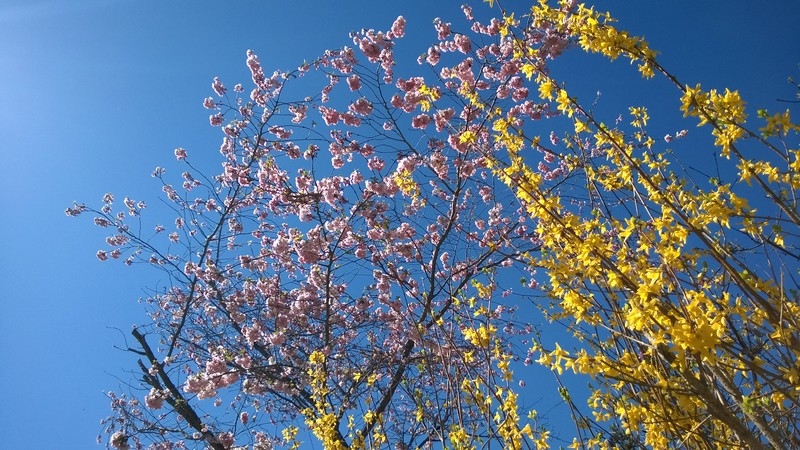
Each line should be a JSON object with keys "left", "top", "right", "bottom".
{"left": 69, "top": 5, "right": 549, "bottom": 449}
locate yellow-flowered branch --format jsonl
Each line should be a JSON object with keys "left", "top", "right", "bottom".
{"left": 477, "top": 1, "right": 800, "bottom": 449}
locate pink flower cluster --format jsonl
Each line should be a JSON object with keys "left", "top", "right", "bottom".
{"left": 289, "top": 103, "right": 308, "bottom": 123}
{"left": 174, "top": 147, "right": 187, "bottom": 160}
{"left": 349, "top": 97, "right": 373, "bottom": 116}
{"left": 350, "top": 18, "right": 401, "bottom": 82}
{"left": 211, "top": 77, "right": 226, "bottom": 96}
{"left": 347, "top": 74, "right": 361, "bottom": 91}
{"left": 183, "top": 348, "right": 240, "bottom": 399}
{"left": 316, "top": 47, "right": 358, "bottom": 75}
{"left": 246, "top": 50, "right": 285, "bottom": 106}
{"left": 392, "top": 77, "right": 442, "bottom": 113}
{"left": 318, "top": 105, "right": 361, "bottom": 127}
{"left": 144, "top": 387, "right": 165, "bottom": 409}
{"left": 412, "top": 114, "right": 431, "bottom": 129}
{"left": 109, "top": 431, "right": 129, "bottom": 450}
{"left": 389, "top": 16, "right": 406, "bottom": 39}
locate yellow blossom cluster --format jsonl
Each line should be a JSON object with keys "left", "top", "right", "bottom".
{"left": 479, "top": 1, "right": 800, "bottom": 448}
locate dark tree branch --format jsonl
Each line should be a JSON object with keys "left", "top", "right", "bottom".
{"left": 131, "top": 327, "right": 227, "bottom": 450}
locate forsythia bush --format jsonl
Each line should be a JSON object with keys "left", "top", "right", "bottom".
{"left": 486, "top": 1, "right": 800, "bottom": 449}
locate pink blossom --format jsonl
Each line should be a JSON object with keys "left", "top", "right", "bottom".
{"left": 217, "top": 432, "right": 234, "bottom": 448}
{"left": 454, "top": 34, "right": 472, "bottom": 54}
{"left": 349, "top": 97, "right": 373, "bottom": 116}
{"left": 109, "top": 431, "right": 129, "bottom": 450}
{"left": 429, "top": 151, "right": 448, "bottom": 179}
{"left": 246, "top": 49, "right": 263, "bottom": 82}
{"left": 411, "top": 114, "right": 431, "bottom": 129}
{"left": 212, "top": 77, "right": 227, "bottom": 96}
{"left": 496, "top": 85, "right": 510, "bottom": 99}
{"left": 304, "top": 144, "right": 319, "bottom": 160}
{"left": 462, "top": 4, "right": 474, "bottom": 20}
{"left": 319, "top": 106, "right": 340, "bottom": 126}
{"left": 397, "top": 156, "right": 417, "bottom": 173}
{"left": 298, "top": 204, "right": 313, "bottom": 222}
{"left": 460, "top": 161, "right": 475, "bottom": 177}
{"left": 94, "top": 217, "right": 111, "bottom": 227}
{"left": 439, "top": 252, "right": 450, "bottom": 266}
{"left": 347, "top": 74, "right": 361, "bottom": 91}
{"left": 296, "top": 173, "right": 312, "bottom": 192}
{"left": 390, "top": 16, "right": 406, "bottom": 38}
{"left": 203, "top": 97, "right": 216, "bottom": 109}
{"left": 448, "top": 133, "right": 469, "bottom": 153}
{"left": 341, "top": 113, "right": 361, "bottom": 126}
{"left": 479, "top": 186, "right": 493, "bottom": 203}
{"left": 367, "top": 156, "right": 385, "bottom": 171}
{"left": 360, "top": 143, "right": 374, "bottom": 156}
{"left": 357, "top": 38, "right": 381, "bottom": 61}
{"left": 144, "top": 388, "right": 165, "bottom": 409}
{"left": 540, "top": 29, "right": 569, "bottom": 59}
{"left": 434, "top": 18, "right": 451, "bottom": 40}
{"left": 426, "top": 46, "right": 441, "bottom": 65}
{"left": 396, "top": 77, "right": 423, "bottom": 92}
{"left": 390, "top": 94, "right": 403, "bottom": 109}
{"left": 538, "top": 161, "right": 550, "bottom": 173}
{"left": 272, "top": 235, "right": 290, "bottom": 256}
{"left": 268, "top": 332, "right": 286, "bottom": 345}
{"left": 289, "top": 104, "right": 308, "bottom": 123}
{"left": 367, "top": 227, "right": 385, "bottom": 240}
{"left": 511, "top": 87, "right": 529, "bottom": 101}
{"left": 434, "top": 108, "right": 455, "bottom": 132}
{"left": 209, "top": 113, "right": 224, "bottom": 126}
{"left": 268, "top": 125, "right": 292, "bottom": 139}
{"left": 286, "top": 144, "right": 301, "bottom": 159}
{"left": 174, "top": 147, "right": 187, "bottom": 160}
{"left": 235, "top": 353, "right": 252, "bottom": 369}
{"left": 550, "top": 131, "right": 560, "bottom": 146}
{"left": 96, "top": 250, "right": 108, "bottom": 261}
{"left": 487, "top": 17, "right": 502, "bottom": 36}
{"left": 452, "top": 58, "right": 475, "bottom": 86}
{"left": 349, "top": 170, "right": 363, "bottom": 184}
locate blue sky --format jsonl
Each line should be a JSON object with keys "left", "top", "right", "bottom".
{"left": 0, "top": 1, "right": 798, "bottom": 448}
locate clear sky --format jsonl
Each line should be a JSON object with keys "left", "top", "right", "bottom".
{"left": 0, "top": 1, "right": 798, "bottom": 448}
